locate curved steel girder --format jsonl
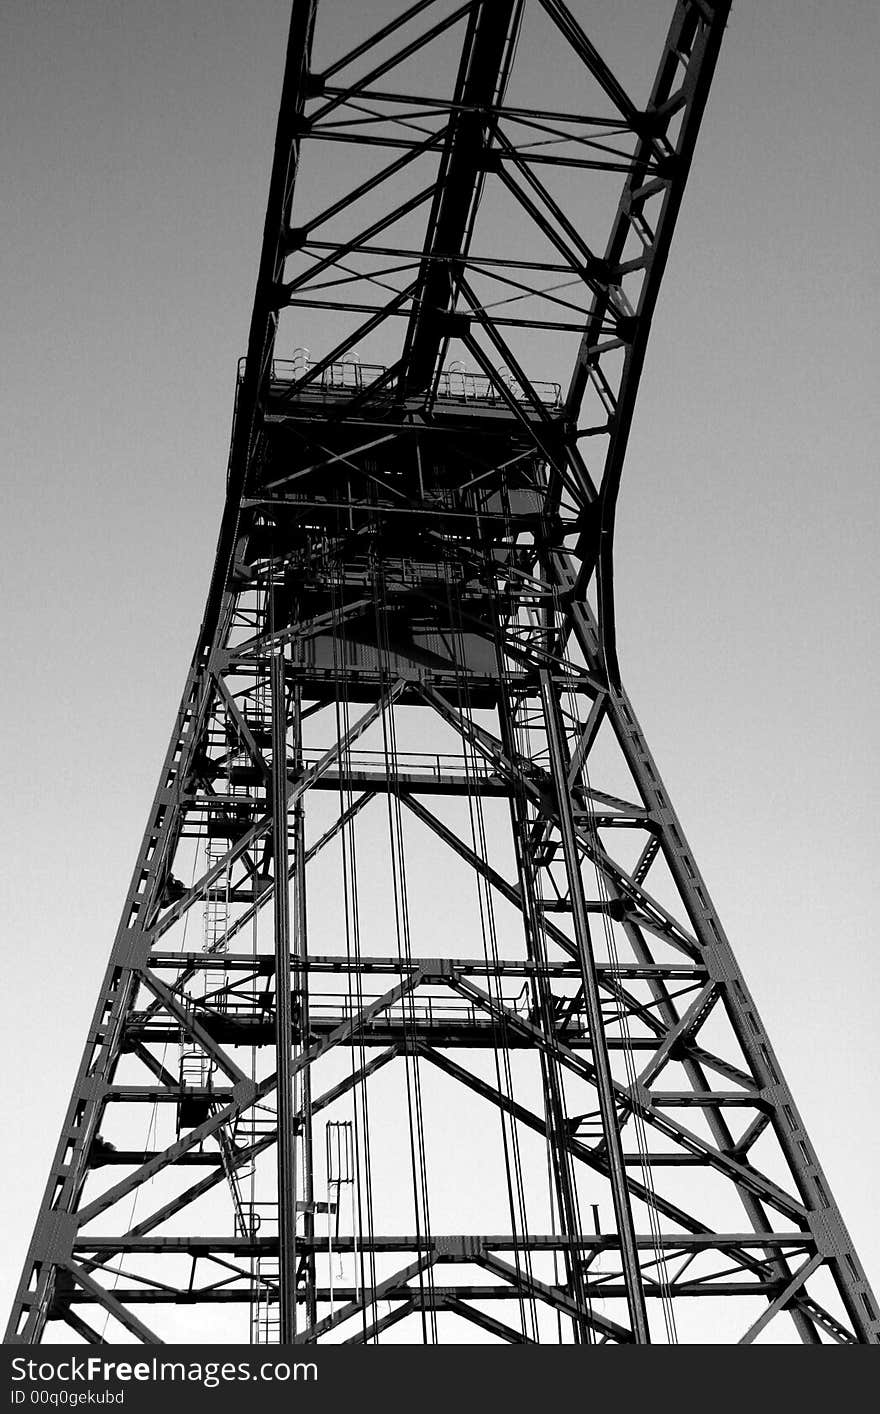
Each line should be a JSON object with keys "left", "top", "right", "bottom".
{"left": 198, "top": 1, "right": 318, "bottom": 658}
{"left": 196, "top": 1, "right": 734, "bottom": 676}
{"left": 563, "top": 1, "right": 731, "bottom": 686}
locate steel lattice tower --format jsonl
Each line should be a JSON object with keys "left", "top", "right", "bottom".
{"left": 7, "top": 0, "right": 878, "bottom": 1346}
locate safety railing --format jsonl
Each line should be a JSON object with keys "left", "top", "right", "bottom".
{"left": 436, "top": 365, "right": 562, "bottom": 408}
{"left": 242, "top": 352, "right": 562, "bottom": 409}
{"left": 299, "top": 746, "right": 501, "bottom": 783}
{"left": 304, "top": 990, "right": 532, "bottom": 1029}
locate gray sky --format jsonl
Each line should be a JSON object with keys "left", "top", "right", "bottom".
{"left": 2, "top": 0, "right": 878, "bottom": 1328}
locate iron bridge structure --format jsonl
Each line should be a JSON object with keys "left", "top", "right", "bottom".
{"left": 7, "top": 0, "right": 878, "bottom": 1345}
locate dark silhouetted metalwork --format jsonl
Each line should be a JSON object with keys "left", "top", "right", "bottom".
{"left": 7, "top": 0, "right": 877, "bottom": 1345}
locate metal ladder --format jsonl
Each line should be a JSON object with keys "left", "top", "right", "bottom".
{"left": 245, "top": 1199, "right": 280, "bottom": 1344}
{"left": 231, "top": 1104, "right": 280, "bottom": 1344}
{"left": 327, "top": 1121, "right": 356, "bottom": 1316}
{"left": 177, "top": 705, "right": 234, "bottom": 1123}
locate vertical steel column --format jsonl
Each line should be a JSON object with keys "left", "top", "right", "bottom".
{"left": 509, "top": 784, "right": 597, "bottom": 1343}
{"left": 538, "top": 668, "right": 650, "bottom": 1345}
{"left": 291, "top": 680, "right": 317, "bottom": 1331}
{"left": 492, "top": 621, "right": 594, "bottom": 1342}
{"left": 271, "top": 651, "right": 297, "bottom": 1342}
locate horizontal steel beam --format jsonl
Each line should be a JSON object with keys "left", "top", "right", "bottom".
{"left": 145, "top": 952, "right": 706, "bottom": 980}
{"left": 75, "top": 1231, "right": 810, "bottom": 1255}
{"left": 123, "top": 1018, "right": 683, "bottom": 1050}
{"left": 61, "top": 1282, "right": 786, "bottom": 1305}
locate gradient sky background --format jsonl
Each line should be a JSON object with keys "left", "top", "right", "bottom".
{"left": 2, "top": 0, "right": 878, "bottom": 1333}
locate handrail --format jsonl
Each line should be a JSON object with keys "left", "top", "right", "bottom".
{"left": 240, "top": 355, "right": 562, "bottom": 408}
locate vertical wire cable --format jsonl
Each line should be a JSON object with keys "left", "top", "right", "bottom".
{"left": 372, "top": 554, "right": 437, "bottom": 1341}
{"left": 329, "top": 523, "right": 378, "bottom": 1338}
{"left": 444, "top": 539, "right": 539, "bottom": 1342}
